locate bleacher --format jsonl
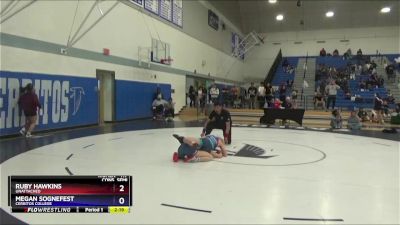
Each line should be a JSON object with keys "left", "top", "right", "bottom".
{"left": 315, "top": 55, "right": 394, "bottom": 110}
{"left": 271, "top": 57, "right": 299, "bottom": 86}
{"left": 316, "top": 56, "right": 348, "bottom": 69}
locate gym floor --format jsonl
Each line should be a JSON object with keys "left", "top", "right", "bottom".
{"left": 1, "top": 120, "right": 399, "bottom": 224}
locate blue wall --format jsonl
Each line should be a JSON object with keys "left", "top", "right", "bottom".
{"left": 0, "top": 71, "right": 172, "bottom": 136}
{"left": 115, "top": 80, "right": 171, "bottom": 121}
{"left": 0, "top": 71, "right": 98, "bottom": 136}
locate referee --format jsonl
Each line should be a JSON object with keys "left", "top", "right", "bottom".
{"left": 201, "top": 102, "right": 232, "bottom": 144}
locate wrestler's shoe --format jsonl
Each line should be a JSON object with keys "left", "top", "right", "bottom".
{"left": 172, "top": 152, "right": 179, "bottom": 162}
{"left": 172, "top": 134, "right": 184, "bottom": 144}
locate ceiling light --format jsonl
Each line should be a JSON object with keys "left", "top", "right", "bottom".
{"left": 268, "top": 0, "right": 277, "bottom": 4}
{"left": 326, "top": 11, "right": 334, "bottom": 17}
{"left": 276, "top": 14, "right": 284, "bottom": 21}
{"left": 380, "top": 7, "right": 391, "bottom": 13}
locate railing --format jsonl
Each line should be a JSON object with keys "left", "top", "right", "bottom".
{"left": 264, "top": 49, "right": 282, "bottom": 84}
{"left": 299, "top": 53, "right": 309, "bottom": 103}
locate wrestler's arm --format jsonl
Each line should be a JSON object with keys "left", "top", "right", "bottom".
{"left": 217, "top": 139, "right": 227, "bottom": 157}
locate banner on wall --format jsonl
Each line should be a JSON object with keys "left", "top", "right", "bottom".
{"left": 232, "top": 33, "right": 245, "bottom": 60}
{"left": 208, "top": 9, "right": 219, "bottom": 31}
{"left": 172, "top": 0, "right": 182, "bottom": 27}
{"left": 129, "top": 0, "right": 144, "bottom": 7}
{"left": 159, "top": 0, "right": 172, "bottom": 21}
{"left": 144, "top": 0, "right": 159, "bottom": 15}
{"left": 0, "top": 71, "right": 98, "bottom": 136}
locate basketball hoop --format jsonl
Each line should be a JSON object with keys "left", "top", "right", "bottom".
{"left": 160, "top": 57, "right": 173, "bottom": 65}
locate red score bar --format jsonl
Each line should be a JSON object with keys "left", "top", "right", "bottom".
{"left": 16, "top": 183, "right": 129, "bottom": 195}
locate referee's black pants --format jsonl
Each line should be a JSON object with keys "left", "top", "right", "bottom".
{"left": 205, "top": 121, "right": 232, "bottom": 144}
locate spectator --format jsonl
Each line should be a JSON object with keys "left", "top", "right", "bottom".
{"left": 345, "top": 91, "right": 351, "bottom": 100}
{"left": 320, "top": 48, "right": 327, "bottom": 57}
{"left": 382, "top": 100, "right": 390, "bottom": 117}
{"left": 265, "top": 83, "right": 273, "bottom": 108}
{"left": 282, "top": 97, "right": 293, "bottom": 109}
{"left": 314, "top": 91, "right": 326, "bottom": 110}
{"left": 386, "top": 64, "right": 396, "bottom": 82}
{"left": 257, "top": 82, "right": 266, "bottom": 109}
{"left": 386, "top": 91, "right": 395, "bottom": 104}
{"left": 198, "top": 85, "right": 206, "bottom": 113}
{"left": 231, "top": 85, "right": 240, "bottom": 108}
{"left": 347, "top": 110, "right": 362, "bottom": 130}
{"left": 358, "top": 108, "right": 370, "bottom": 122}
{"left": 378, "top": 75, "right": 384, "bottom": 88}
{"left": 330, "top": 109, "right": 343, "bottom": 129}
{"left": 291, "top": 88, "right": 298, "bottom": 108}
{"left": 333, "top": 49, "right": 339, "bottom": 56}
{"left": 222, "top": 85, "right": 229, "bottom": 107}
{"left": 357, "top": 48, "right": 363, "bottom": 56}
{"left": 279, "top": 84, "right": 287, "bottom": 102}
{"left": 371, "top": 60, "right": 377, "bottom": 69}
{"left": 359, "top": 81, "right": 366, "bottom": 91}
{"left": 152, "top": 95, "right": 168, "bottom": 120}
{"left": 344, "top": 48, "right": 352, "bottom": 60}
{"left": 165, "top": 98, "right": 175, "bottom": 120}
{"left": 373, "top": 93, "right": 384, "bottom": 124}
{"left": 273, "top": 98, "right": 282, "bottom": 109}
{"left": 325, "top": 80, "right": 341, "bottom": 110}
{"left": 18, "top": 83, "right": 41, "bottom": 137}
{"left": 154, "top": 86, "right": 164, "bottom": 100}
{"left": 282, "top": 58, "right": 289, "bottom": 68}
{"left": 248, "top": 82, "right": 257, "bottom": 109}
{"left": 209, "top": 84, "right": 220, "bottom": 104}
{"left": 189, "top": 85, "right": 196, "bottom": 107}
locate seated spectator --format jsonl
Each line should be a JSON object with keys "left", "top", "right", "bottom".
{"left": 386, "top": 91, "right": 395, "bottom": 104}
{"left": 314, "top": 91, "right": 326, "bottom": 110}
{"left": 386, "top": 64, "right": 396, "bottom": 82}
{"left": 154, "top": 87, "right": 163, "bottom": 100}
{"left": 371, "top": 60, "right": 377, "bottom": 69}
{"left": 382, "top": 100, "right": 390, "bottom": 117}
{"left": 358, "top": 108, "right": 370, "bottom": 122}
{"left": 347, "top": 110, "right": 362, "bottom": 130}
{"left": 320, "top": 48, "right": 326, "bottom": 57}
{"left": 273, "top": 98, "right": 282, "bottom": 109}
{"left": 378, "top": 75, "right": 384, "bottom": 88}
{"left": 152, "top": 95, "right": 168, "bottom": 119}
{"left": 330, "top": 109, "right": 343, "bottom": 129}
{"left": 164, "top": 98, "right": 175, "bottom": 120}
{"left": 282, "top": 97, "right": 293, "bottom": 109}
{"left": 327, "top": 53, "right": 332, "bottom": 57}
{"left": 345, "top": 91, "right": 351, "bottom": 100}
{"left": 357, "top": 48, "right": 363, "bottom": 56}
{"left": 333, "top": 49, "right": 339, "bottom": 56}
{"left": 282, "top": 58, "right": 289, "bottom": 68}
{"left": 359, "top": 81, "right": 366, "bottom": 91}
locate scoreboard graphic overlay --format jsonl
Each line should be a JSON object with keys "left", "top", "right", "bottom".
{"left": 8, "top": 176, "right": 132, "bottom": 213}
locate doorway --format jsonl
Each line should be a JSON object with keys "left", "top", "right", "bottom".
{"left": 96, "top": 69, "right": 115, "bottom": 124}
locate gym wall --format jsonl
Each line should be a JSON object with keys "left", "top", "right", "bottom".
{"left": 245, "top": 26, "right": 400, "bottom": 79}
{"left": 0, "top": 0, "right": 244, "bottom": 136}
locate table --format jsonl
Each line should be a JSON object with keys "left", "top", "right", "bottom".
{"left": 259, "top": 108, "right": 305, "bottom": 126}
